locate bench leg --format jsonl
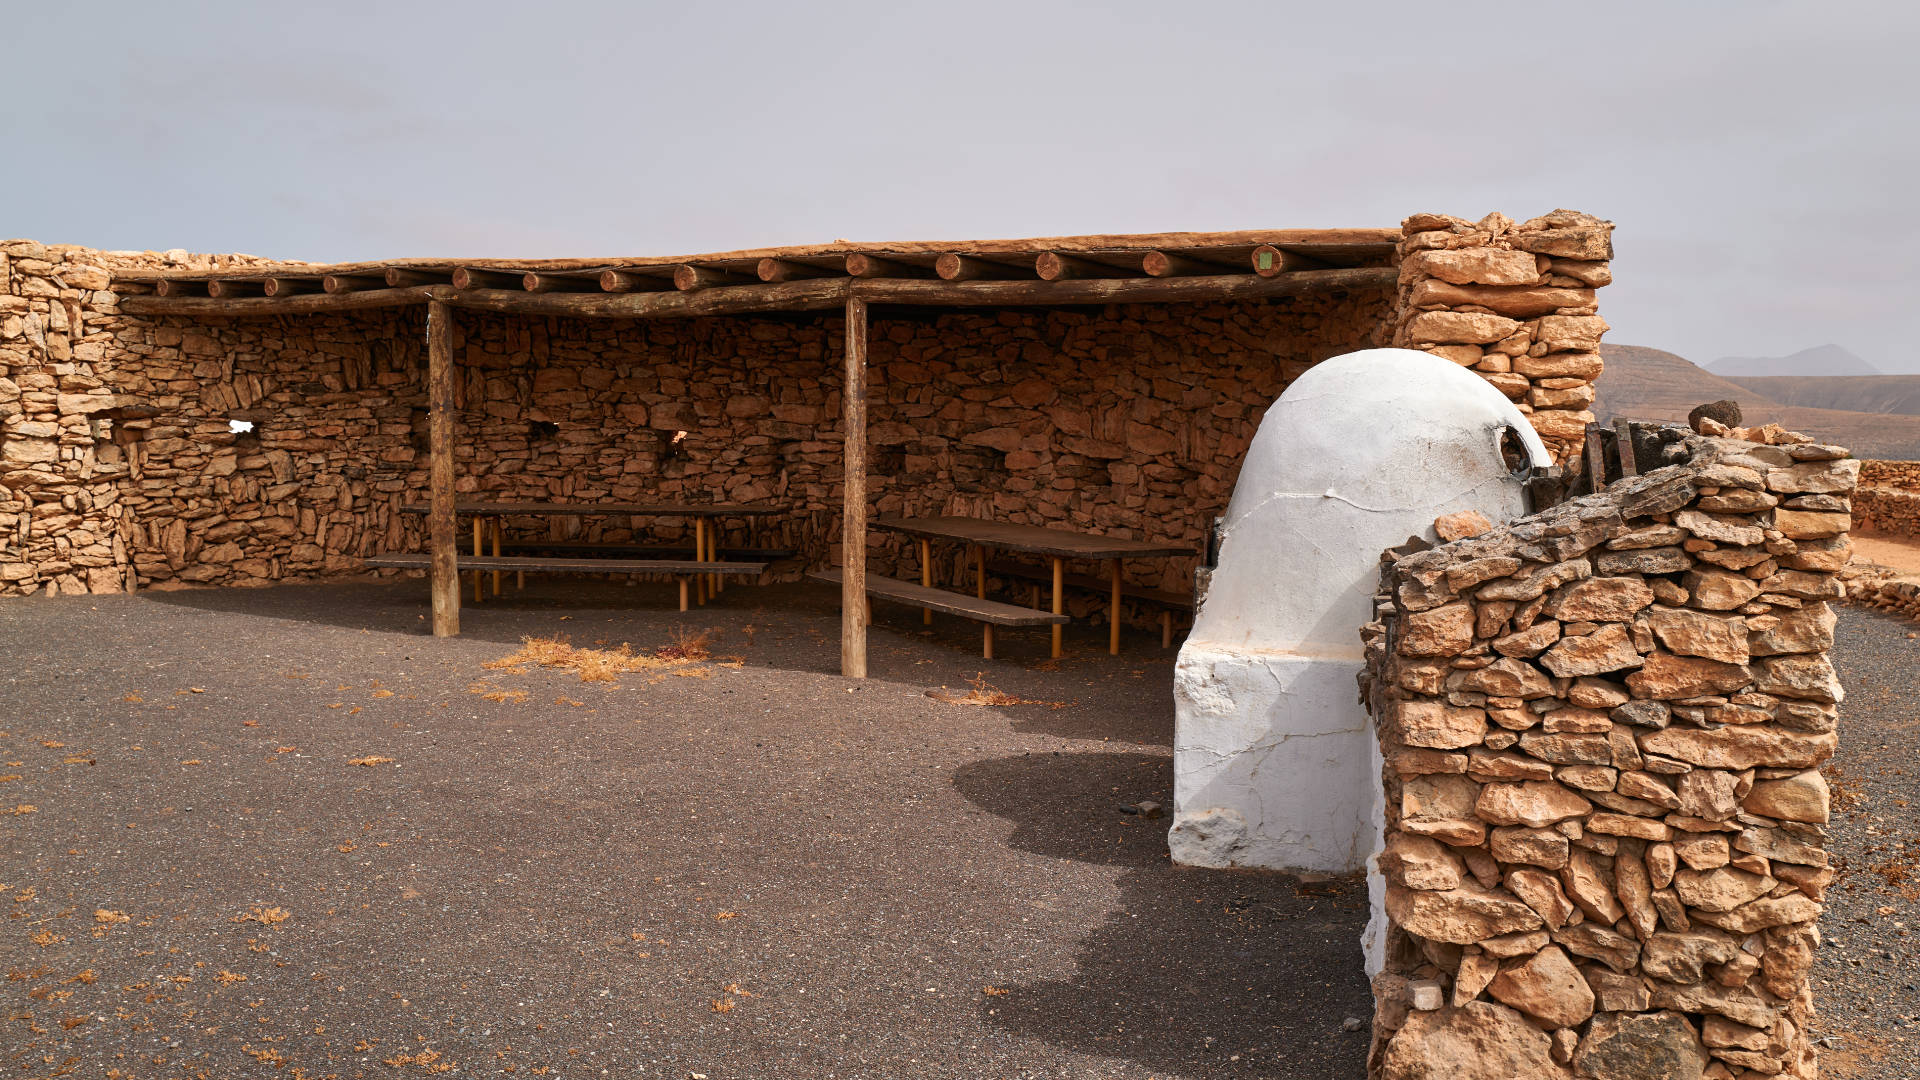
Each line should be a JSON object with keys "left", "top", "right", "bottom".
{"left": 983, "top": 623, "right": 994, "bottom": 660}
{"left": 864, "top": 595, "right": 872, "bottom": 626}
{"left": 1029, "top": 583, "right": 1040, "bottom": 609}
{"left": 517, "top": 569, "right": 524, "bottom": 591}
{"left": 471, "top": 518, "right": 483, "bottom": 604}
{"left": 678, "top": 577, "right": 688, "bottom": 612}
{"left": 1051, "top": 557, "right": 1064, "bottom": 659}
{"left": 1109, "top": 559, "right": 1122, "bottom": 656}
{"left": 920, "top": 539, "right": 932, "bottom": 625}
{"left": 695, "top": 518, "right": 707, "bottom": 606}
{"left": 491, "top": 520, "right": 502, "bottom": 597}
{"left": 1162, "top": 610, "right": 1172, "bottom": 649}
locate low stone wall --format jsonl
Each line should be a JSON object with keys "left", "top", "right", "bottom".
{"left": 1851, "top": 459, "right": 1920, "bottom": 538}
{"left": 1393, "top": 210, "right": 1614, "bottom": 464}
{"left": 1360, "top": 433, "right": 1852, "bottom": 1080}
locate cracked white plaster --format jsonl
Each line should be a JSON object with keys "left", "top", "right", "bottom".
{"left": 1167, "top": 348, "right": 1549, "bottom": 976}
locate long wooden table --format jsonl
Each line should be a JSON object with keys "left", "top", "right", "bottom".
{"left": 398, "top": 501, "right": 783, "bottom": 606}
{"left": 871, "top": 516, "right": 1192, "bottom": 657}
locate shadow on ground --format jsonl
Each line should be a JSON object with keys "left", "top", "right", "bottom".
{"left": 953, "top": 751, "right": 1375, "bottom": 1078}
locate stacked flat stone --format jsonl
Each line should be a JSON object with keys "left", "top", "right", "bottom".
{"left": 1851, "top": 459, "right": 1920, "bottom": 539}
{"left": 0, "top": 240, "right": 1395, "bottom": 603}
{"left": 1359, "top": 433, "right": 1853, "bottom": 1080}
{"left": 1392, "top": 210, "right": 1614, "bottom": 465}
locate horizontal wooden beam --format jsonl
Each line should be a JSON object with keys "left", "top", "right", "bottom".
{"left": 153, "top": 279, "right": 207, "bottom": 298}
{"left": 386, "top": 267, "right": 448, "bottom": 288}
{"left": 757, "top": 258, "right": 835, "bottom": 283}
{"left": 205, "top": 279, "right": 265, "bottom": 299}
{"left": 1143, "top": 250, "right": 1237, "bottom": 278}
{"left": 120, "top": 286, "right": 441, "bottom": 316}
{"left": 844, "top": 253, "right": 931, "bottom": 278}
{"left": 935, "top": 253, "right": 1027, "bottom": 281}
{"left": 1250, "top": 244, "right": 1330, "bottom": 277}
{"left": 1035, "top": 251, "right": 1136, "bottom": 281}
{"left": 850, "top": 267, "right": 1396, "bottom": 307}
{"left": 442, "top": 279, "right": 852, "bottom": 319}
{"left": 323, "top": 273, "right": 386, "bottom": 294}
{"left": 673, "top": 264, "right": 756, "bottom": 291}
{"left": 598, "top": 270, "right": 675, "bottom": 293}
{"left": 521, "top": 272, "right": 600, "bottom": 293}
{"left": 451, "top": 267, "right": 521, "bottom": 290}
{"left": 263, "top": 276, "right": 320, "bottom": 297}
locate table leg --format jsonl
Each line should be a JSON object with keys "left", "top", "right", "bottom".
{"left": 976, "top": 544, "right": 993, "bottom": 659}
{"left": 695, "top": 517, "right": 707, "bottom": 606}
{"left": 471, "top": 518, "right": 482, "bottom": 604}
{"left": 1109, "top": 559, "right": 1122, "bottom": 656}
{"left": 919, "top": 539, "right": 932, "bottom": 625}
{"left": 1051, "top": 557, "right": 1064, "bottom": 659}
{"left": 491, "top": 520, "right": 502, "bottom": 597}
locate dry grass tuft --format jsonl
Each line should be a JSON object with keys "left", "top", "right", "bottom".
{"left": 927, "top": 673, "right": 1071, "bottom": 709}
{"left": 486, "top": 631, "right": 719, "bottom": 684}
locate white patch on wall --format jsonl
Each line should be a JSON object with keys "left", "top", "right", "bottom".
{"left": 1167, "top": 348, "right": 1549, "bottom": 976}
{"left": 228, "top": 420, "right": 254, "bottom": 434}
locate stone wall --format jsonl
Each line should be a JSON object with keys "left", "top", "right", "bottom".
{"left": 1393, "top": 211, "right": 1614, "bottom": 464}
{"left": 1359, "top": 432, "right": 1852, "bottom": 1080}
{"left": 1852, "top": 459, "right": 1920, "bottom": 538}
{"left": 3, "top": 239, "right": 1397, "bottom": 607}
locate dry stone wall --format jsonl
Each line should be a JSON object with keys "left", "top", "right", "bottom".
{"left": 1360, "top": 433, "right": 1853, "bottom": 1080}
{"left": 1851, "top": 459, "right": 1920, "bottom": 538}
{"left": 1393, "top": 211, "right": 1614, "bottom": 464}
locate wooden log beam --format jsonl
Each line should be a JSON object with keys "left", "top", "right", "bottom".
{"left": 521, "top": 272, "right": 600, "bottom": 293}
{"left": 1035, "top": 251, "right": 1136, "bottom": 281}
{"left": 385, "top": 267, "right": 447, "bottom": 288}
{"left": 673, "top": 264, "right": 755, "bottom": 291}
{"left": 757, "top": 258, "right": 834, "bottom": 283}
{"left": 1142, "top": 250, "right": 1237, "bottom": 278}
{"left": 442, "top": 279, "right": 850, "bottom": 320}
{"left": 840, "top": 294, "right": 869, "bottom": 679}
{"left": 935, "top": 253, "right": 1027, "bottom": 281}
{"left": 852, "top": 266, "right": 1395, "bottom": 307}
{"left": 323, "top": 273, "right": 386, "bottom": 294}
{"left": 262, "top": 277, "right": 320, "bottom": 297}
{"left": 205, "top": 279, "right": 266, "bottom": 299}
{"left": 451, "top": 267, "right": 522, "bottom": 290}
{"left": 598, "top": 269, "right": 674, "bottom": 293}
{"left": 1250, "top": 244, "right": 1331, "bottom": 277}
{"left": 153, "top": 279, "right": 207, "bottom": 298}
{"left": 120, "top": 287, "right": 440, "bottom": 316}
{"left": 844, "top": 253, "right": 932, "bottom": 278}
{"left": 427, "top": 300, "right": 460, "bottom": 637}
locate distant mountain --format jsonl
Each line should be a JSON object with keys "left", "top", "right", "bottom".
{"left": 1707, "top": 344, "right": 1880, "bottom": 377}
{"left": 1725, "top": 374, "right": 1920, "bottom": 417}
{"left": 1595, "top": 344, "right": 1920, "bottom": 460}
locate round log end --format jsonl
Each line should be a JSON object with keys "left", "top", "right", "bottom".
{"left": 756, "top": 258, "right": 783, "bottom": 282}
{"left": 845, "top": 254, "right": 875, "bottom": 277}
{"left": 383, "top": 267, "right": 408, "bottom": 287}
{"left": 1250, "top": 245, "right": 1284, "bottom": 278}
{"left": 451, "top": 268, "right": 475, "bottom": 290}
{"left": 521, "top": 272, "right": 542, "bottom": 292}
{"left": 598, "top": 270, "right": 622, "bottom": 291}
{"left": 934, "top": 253, "right": 963, "bottom": 281}
{"left": 1034, "top": 252, "right": 1065, "bottom": 281}
{"left": 673, "top": 265, "right": 700, "bottom": 291}
{"left": 1141, "top": 251, "right": 1173, "bottom": 278}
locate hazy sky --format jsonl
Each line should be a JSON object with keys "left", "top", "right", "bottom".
{"left": 7, "top": 2, "right": 1917, "bottom": 371}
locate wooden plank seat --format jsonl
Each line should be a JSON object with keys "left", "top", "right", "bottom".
{"left": 986, "top": 559, "right": 1192, "bottom": 647}
{"left": 809, "top": 568, "right": 1066, "bottom": 659}
{"left": 497, "top": 541, "right": 795, "bottom": 560}
{"left": 365, "top": 553, "right": 765, "bottom": 612}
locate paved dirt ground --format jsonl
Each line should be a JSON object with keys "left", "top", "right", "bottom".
{"left": 1852, "top": 532, "right": 1920, "bottom": 577}
{"left": 2, "top": 580, "right": 1375, "bottom": 1079}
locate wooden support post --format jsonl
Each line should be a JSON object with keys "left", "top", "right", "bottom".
{"left": 840, "top": 295, "right": 869, "bottom": 678}
{"left": 1051, "top": 557, "right": 1064, "bottom": 659}
{"left": 1109, "top": 559, "right": 1123, "bottom": 656}
{"left": 679, "top": 577, "right": 689, "bottom": 612}
{"left": 1161, "top": 610, "right": 1173, "bottom": 649}
{"left": 919, "top": 538, "right": 933, "bottom": 625}
{"left": 934, "top": 253, "right": 1026, "bottom": 281}
{"left": 426, "top": 300, "right": 459, "bottom": 636}
{"left": 472, "top": 517, "right": 483, "bottom": 603}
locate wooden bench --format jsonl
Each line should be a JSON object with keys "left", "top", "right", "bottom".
{"left": 498, "top": 541, "right": 795, "bottom": 560}
{"left": 987, "top": 559, "right": 1193, "bottom": 648}
{"left": 809, "top": 568, "right": 1067, "bottom": 659}
{"left": 365, "top": 553, "right": 766, "bottom": 612}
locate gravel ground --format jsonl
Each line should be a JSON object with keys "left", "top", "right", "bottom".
{"left": 1, "top": 580, "right": 1373, "bottom": 1079}
{"left": 1813, "top": 604, "right": 1920, "bottom": 1078}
